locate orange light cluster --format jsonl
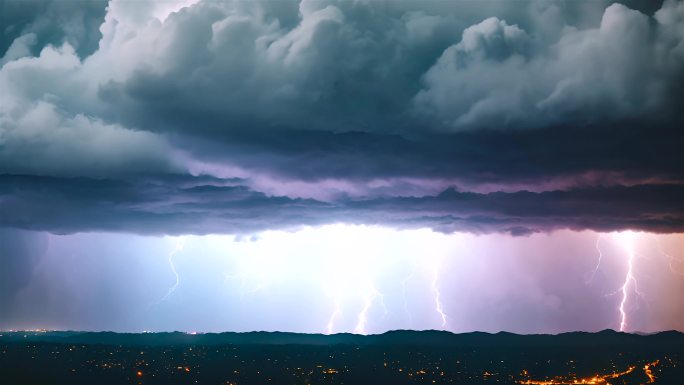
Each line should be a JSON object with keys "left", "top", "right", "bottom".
{"left": 644, "top": 360, "right": 659, "bottom": 383}
{"left": 517, "top": 360, "right": 661, "bottom": 385}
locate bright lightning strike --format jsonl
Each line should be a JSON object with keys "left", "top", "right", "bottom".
{"left": 614, "top": 231, "right": 638, "bottom": 332}
{"left": 590, "top": 231, "right": 679, "bottom": 332}
{"left": 325, "top": 277, "right": 386, "bottom": 335}
{"left": 318, "top": 225, "right": 392, "bottom": 335}
{"left": 354, "top": 286, "right": 382, "bottom": 334}
{"left": 159, "top": 236, "right": 186, "bottom": 303}
{"left": 594, "top": 231, "right": 647, "bottom": 333}
{"left": 428, "top": 257, "right": 448, "bottom": 329}
{"left": 219, "top": 225, "right": 450, "bottom": 334}
{"left": 326, "top": 300, "right": 342, "bottom": 335}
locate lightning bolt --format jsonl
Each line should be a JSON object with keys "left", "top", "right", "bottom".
{"left": 608, "top": 231, "right": 649, "bottom": 332}
{"left": 429, "top": 259, "right": 448, "bottom": 329}
{"left": 326, "top": 281, "right": 387, "bottom": 335}
{"left": 219, "top": 233, "right": 390, "bottom": 335}
{"left": 587, "top": 233, "right": 604, "bottom": 283}
{"left": 321, "top": 232, "right": 389, "bottom": 335}
{"left": 616, "top": 232, "right": 637, "bottom": 332}
{"left": 158, "top": 236, "right": 186, "bottom": 303}
{"left": 431, "top": 275, "right": 448, "bottom": 329}
{"left": 325, "top": 300, "right": 342, "bottom": 335}
{"left": 354, "top": 286, "right": 381, "bottom": 334}
{"left": 589, "top": 231, "right": 684, "bottom": 332}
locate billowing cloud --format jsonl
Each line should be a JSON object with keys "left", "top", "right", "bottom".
{"left": 87, "top": 0, "right": 683, "bottom": 134}
{"left": 0, "top": 0, "right": 682, "bottom": 235}
{"left": 0, "top": 41, "right": 180, "bottom": 176}
{"left": 0, "top": 0, "right": 108, "bottom": 60}
{"left": 415, "top": 3, "right": 684, "bottom": 129}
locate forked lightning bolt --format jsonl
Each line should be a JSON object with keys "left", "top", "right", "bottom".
{"left": 591, "top": 232, "right": 668, "bottom": 332}
{"left": 615, "top": 232, "right": 638, "bottom": 332}
{"left": 327, "top": 282, "right": 387, "bottom": 335}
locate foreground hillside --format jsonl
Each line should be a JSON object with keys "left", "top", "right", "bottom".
{"left": 1, "top": 330, "right": 682, "bottom": 384}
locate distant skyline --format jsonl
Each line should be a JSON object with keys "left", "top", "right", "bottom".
{"left": 1, "top": 0, "right": 683, "bottom": 334}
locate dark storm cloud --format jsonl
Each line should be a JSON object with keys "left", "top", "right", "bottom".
{"left": 1, "top": 0, "right": 683, "bottom": 235}
{"left": 178, "top": 118, "right": 683, "bottom": 183}
{"left": 1, "top": 174, "right": 682, "bottom": 235}
{"left": 96, "top": 0, "right": 681, "bottom": 135}
{"left": 0, "top": 0, "right": 108, "bottom": 60}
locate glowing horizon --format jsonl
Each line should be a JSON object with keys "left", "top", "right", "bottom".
{"left": 2, "top": 226, "right": 681, "bottom": 335}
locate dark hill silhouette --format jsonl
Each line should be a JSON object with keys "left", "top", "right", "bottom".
{"left": 3, "top": 329, "right": 683, "bottom": 348}
{"left": 1, "top": 330, "right": 682, "bottom": 385}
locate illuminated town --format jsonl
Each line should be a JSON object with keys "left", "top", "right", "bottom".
{"left": 517, "top": 360, "right": 661, "bottom": 385}
{"left": 1, "top": 330, "right": 681, "bottom": 385}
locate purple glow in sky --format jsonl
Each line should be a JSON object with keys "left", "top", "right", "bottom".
{"left": 1, "top": 0, "right": 683, "bottom": 334}
{"left": 2, "top": 227, "right": 682, "bottom": 333}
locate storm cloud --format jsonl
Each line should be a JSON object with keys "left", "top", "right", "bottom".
{"left": 1, "top": 0, "right": 683, "bottom": 235}
{"left": 1, "top": 174, "right": 682, "bottom": 235}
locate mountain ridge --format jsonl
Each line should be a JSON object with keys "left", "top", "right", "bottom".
{"left": 2, "top": 329, "right": 682, "bottom": 348}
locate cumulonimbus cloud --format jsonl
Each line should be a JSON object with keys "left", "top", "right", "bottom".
{"left": 1, "top": 0, "right": 682, "bottom": 235}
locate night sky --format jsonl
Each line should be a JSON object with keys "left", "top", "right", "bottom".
{"left": 1, "top": 0, "right": 682, "bottom": 334}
